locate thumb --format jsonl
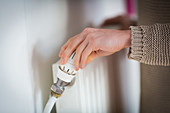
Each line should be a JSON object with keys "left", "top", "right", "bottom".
{"left": 86, "top": 51, "right": 99, "bottom": 64}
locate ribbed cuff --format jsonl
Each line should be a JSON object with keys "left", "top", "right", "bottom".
{"left": 128, "top": 26, "right": 143, "bottom": 61}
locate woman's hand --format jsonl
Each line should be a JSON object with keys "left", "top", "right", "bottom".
{"left": 59, "top": 28, "right": 131, "bottom": 70}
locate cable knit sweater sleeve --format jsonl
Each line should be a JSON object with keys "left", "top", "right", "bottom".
{"left": 128, "top": 23, "right": 170, "bottom": 66}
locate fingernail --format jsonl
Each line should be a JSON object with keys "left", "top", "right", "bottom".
{"left": 75, "top": 68, "right": 79, "bottom": 71}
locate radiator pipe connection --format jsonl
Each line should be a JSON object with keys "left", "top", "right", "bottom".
{"left": 43, "top": 51, "right": 78, "bottom": 113}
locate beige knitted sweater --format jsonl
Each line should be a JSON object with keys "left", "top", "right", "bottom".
{"left": 129, "top": 23, "right": 170, "bottom": 66}
{"left": 128, "top": 0, "right": 170, "bottom": 112}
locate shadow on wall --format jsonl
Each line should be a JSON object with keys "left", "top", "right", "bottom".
{"left": 30, "top": 1, "right": 87, "bottom": 112}
{"left": 65, "top": 0, "right": 87, "bottom": 39}
{"left": 25, "top": 1, "right": 68, "bottom": 113}
{"left": 31, "top": 40, "right": 60, "bottom": 113}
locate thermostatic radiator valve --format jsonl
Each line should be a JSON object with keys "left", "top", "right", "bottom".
{"left": 51, "top": 51, "right": 77, "bottom": 98}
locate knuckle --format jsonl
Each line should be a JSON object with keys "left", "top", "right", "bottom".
{"left": 67, "top": 38, "right": 74, "bottom": 43}
{"left": 67, "top": 39, "right": 71, "bottom": 43}
{"left": 69, "top": 43, "right": 74, "bottom": 48}
{"left": 69, "top": 37, "right": 74, "bottom": 41}
{"left": 86, "top": 33, "right": 91, "bottom": 38}
{"left": 63, "top": 53, "right": 68, "bottom": 58}
{"left": 61, "top": 46, "right": 65, "bottom": 50}
{"left": 84, "top": 27, "right": 92, "bottom": 32}
{"left": 84, "top": 27, "right": 89, "bottom": 32}
{"left": 86, "top": 34, "right": 91, "bottom": 40}
{"left": 88, "top": 34, "right": 95, "bottom": 42}
{"left": 62, "top": 53, "right": 66, "bottom": 57}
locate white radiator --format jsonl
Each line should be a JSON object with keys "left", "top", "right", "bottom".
{"left": 56, "top": 56, "right": 110, "bottom": 113}
{"left": 56, "top": 49, "right": 140, "bottom": 113}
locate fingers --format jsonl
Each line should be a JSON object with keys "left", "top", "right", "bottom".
{"left": 60, "top": 30, "right": 89, "bottom": 65}
{"left": 59, "top": 34, "right": 79, "bottom": 57}
{"left": 60, "top": 37, "right": 83, "bottom": 65}
{"left": 59, "top": 41, "right": 69, "bottom": 57}
{"left": 59, "top": 28, "right": 97, "bottom": 66}
{"left": 80, "top": 43, "right": 93, "bottom": 69}
{"left": 74, "top": 40, "right": 88, "bottom": 70}
{"left": 86, "top": 51, "right": 98, "bottom": 64}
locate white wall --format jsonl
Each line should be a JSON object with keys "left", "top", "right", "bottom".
{"left": 0, "top": 0, "right": 140, "bottom": 113}
{"left": 0, "top": 1, "right": 68, "bottom": 113}
{"left": 0, "top": 1, "right": 34, "bottom": 113}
